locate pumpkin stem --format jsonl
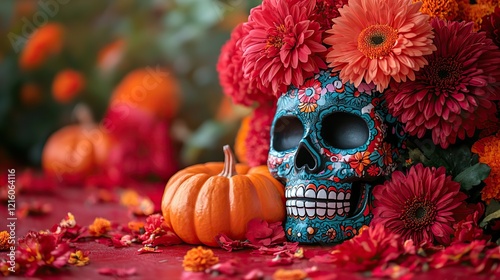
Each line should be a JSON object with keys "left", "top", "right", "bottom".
{"left": 219, "top": 145, "right": 238, "bottom": 177}
{"left": 73, "top": 103, "right": 95, "bottom": 127}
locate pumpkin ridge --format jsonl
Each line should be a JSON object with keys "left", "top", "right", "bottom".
{"left": 170, "top": 173, "right": 211, "bottom": 244}
{"left": 194, "top": 176, "right": 232, "bottom": 246}
{"left": 229, "top": 175, "right": 263, "bottom": 240}
{"left": 246, "top": 174, "right": 286, "bottom": 222}
{"left": 162, "top": 172, "right": 197, "bottom": 225}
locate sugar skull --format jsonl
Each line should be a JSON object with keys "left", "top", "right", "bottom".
{"left": 268, "top": 69, "right": 404, "bottom": 244}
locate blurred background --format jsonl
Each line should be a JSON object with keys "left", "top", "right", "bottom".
{"left": 0, "top": 0, "right": 261, "bottom": 184}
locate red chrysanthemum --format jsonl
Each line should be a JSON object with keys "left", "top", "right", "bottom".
{"left": 372, "top": 163, "right": 468, "bottom": 246}
{"left": 385, "top": 18, "right": 500, "bottom": 148}
{"left": 326, "top": 223, "right": 404, "bottom": 271}
{"left": 244, "top": 103, "right": 277, "bottom": 167}
{"left": 452, "top": 203, "right": 490, "bottom": 244}
{"left": 324, "top": 0, "right": 436, "bottom": 92}
{"left": 480, "top": 6, "right": 500, "bottom": 47}
{"left": 217, "top": 23, "right": 275, "bottom": 106}
{"left": 242, "top": 0, "right": 327, "bottom": 95}
{"left": 310, "top": 0, "right": 348, "bottom": 33}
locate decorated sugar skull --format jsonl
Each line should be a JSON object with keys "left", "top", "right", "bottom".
{"left": 268, "top": 68, "right": 404, "bottom": 244}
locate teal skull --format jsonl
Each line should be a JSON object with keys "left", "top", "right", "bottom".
{"left": 268, "top": 69, "right": 404, "bottom": 243}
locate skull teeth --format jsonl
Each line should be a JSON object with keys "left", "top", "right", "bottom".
{"left": 285, "top": 185, "right": 353, "bottom": 219}
{"left": 286, "top": 200, "right": 351, "bottom": 219}
{"left": 285, "top": 186, "right": 351, "bottom": 201}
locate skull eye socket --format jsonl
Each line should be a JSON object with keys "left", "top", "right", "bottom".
{"left": 321, "top": 112, "right": 369, "bottom": 149}
{"left": 272, "top": 116, "right": 304, "bottom": 151}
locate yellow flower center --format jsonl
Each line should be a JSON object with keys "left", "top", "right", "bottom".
{"left": 266, "top": 24, "right": 287, "bottom": 50}
{"left": 357, "top": 25, "right": 398, "bottom": 59}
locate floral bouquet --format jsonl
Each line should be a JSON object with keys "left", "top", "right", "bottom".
{"left": 217, "top": 0, "right": 500, "bottom": 274}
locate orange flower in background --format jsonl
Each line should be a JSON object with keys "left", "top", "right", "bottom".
{"left": 182, "top": 246, "right": 219, "bottom": 272}
{"left": 416, "top": 0, "right": 459, "bottom": 20}
{"left": 234, "top": 115, "right": 251, "bottom": 164}
{"left": 465, "top": 3, "right": 497, "bottom": 30}
{"left": 52, "top": 69, "right": 85, "bottom": 104}
{"left": 13, "top": 1, "right": 37, "bottom": 20}
{"left": 119, "top": 189, "right": 154, "bottom": 216}
{"left": 19, "top": 23, "right": 64, "bottom": 70}
{"left": 20, "top": 83, "right": 43, "bottom": 107}
{"left": 110, "top": 68, "right": 181, "bottom": 120}
{"left": 272, "top": 268, "right": 308, "bottom": 280}
{"left": 0, "top": 231, "right": 10, "bottom": 250}
{"left": 472, "top": 133, "right": 500, "bottom": 202}
{"left": 215, "top": 95, "right": 251, "bottom": 122}
{"left": 97, "top": 39, "right": 125, "bottom": 72}
{"left": 88, "top": 217, "right": 111, "bottom": 237}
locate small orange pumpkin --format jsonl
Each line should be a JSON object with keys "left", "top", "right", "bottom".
{"left": 42, "top": 124, "right": 113, "bottom": 183}
{"left": 161, "top": 145, "right": 285, "bottom": 247}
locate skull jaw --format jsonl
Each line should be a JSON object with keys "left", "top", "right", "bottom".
{"left": 283, "top": 180, "right": 374, "bottom": 244}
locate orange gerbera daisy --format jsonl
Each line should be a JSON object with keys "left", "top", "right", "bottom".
{"left": 324, "top": 0, "right": 436, "bottom": 92}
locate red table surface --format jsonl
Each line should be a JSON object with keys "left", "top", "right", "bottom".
{"left": 2, "top": 184, "right": 496, "bottom": 280}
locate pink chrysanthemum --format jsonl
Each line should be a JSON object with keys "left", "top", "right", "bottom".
{"left": 385, "top": 18, "right": 500, "bottom": 148}
{"left": 217, "top": 23, "right": 275, "bottom": 106}
{"left": 242, "top": 0, "right": 327, "bottom": 95}
{"left": 372, "top": 164, "right": 468, "bottom": 246}
{"left": 324, "top": 0, "right": 436, "bottom": 92}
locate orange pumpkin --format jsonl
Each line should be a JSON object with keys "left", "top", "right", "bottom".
{"left": 42, "top": 124, "right": 113, "bottom": 182}
{"left": 161, "top": 145, "right": 285, "bottom": 247}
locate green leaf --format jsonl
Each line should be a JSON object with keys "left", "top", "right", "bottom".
{"left": 453, "top": 163, "right": 490, "bottom": 191}
{"left": 485, "top": 200, "right": 500, "bottom": 217}
{"left": 480, "top": 200, "right": 500, "bottom": 227}
{"left": 409, "top": 139, "right": 480, "bottom": 178}
{"left": 480, "top": 207, "right": 500, "bottom": 227}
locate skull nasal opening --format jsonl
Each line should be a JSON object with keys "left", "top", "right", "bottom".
{"left": 295, "top": 142, "right": 321, "bottom": 173}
